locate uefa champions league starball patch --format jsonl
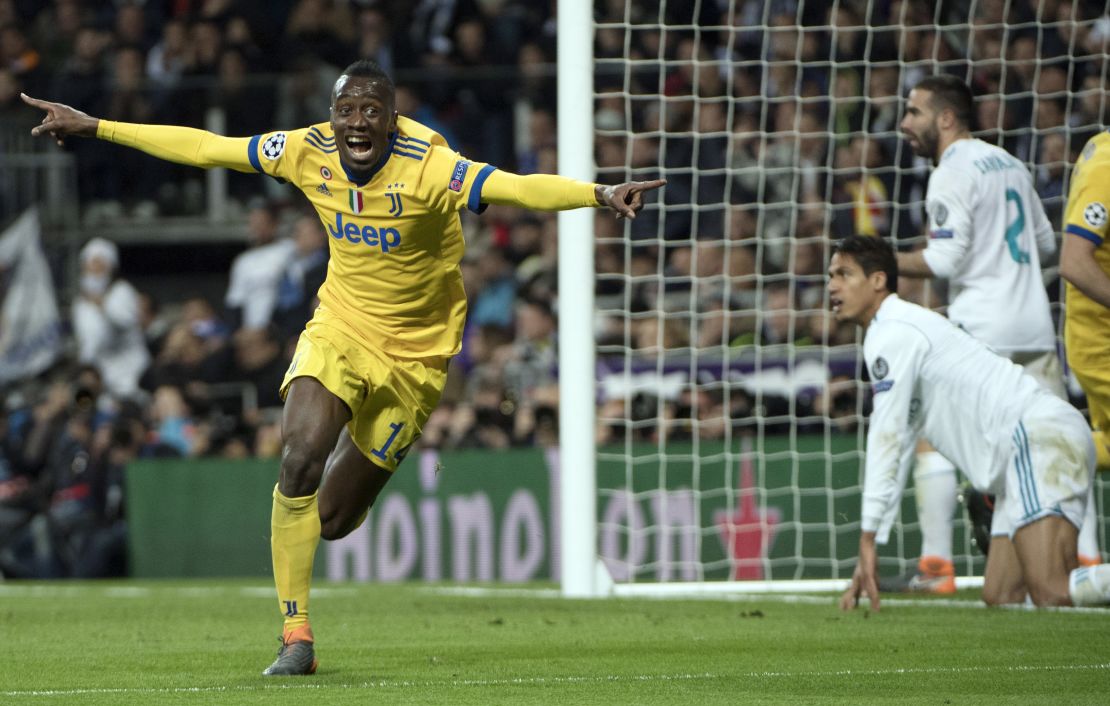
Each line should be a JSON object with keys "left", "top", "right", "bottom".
{"left": 262, "top": 132, "right": 287, "bottom": 160}
{"left": 1083, "top": 202, "right": 1108, "bottom": 229}
{"left": 872, "top": 357, "right": 889, "bottom": 380}
{"left": 931, "top": 201, "right": 949, "bottom": 226}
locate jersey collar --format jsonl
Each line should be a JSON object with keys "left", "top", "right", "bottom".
{"left": 939, "top": 137, "right": 974, "bottom": 165}
{"left": 871, "top": 293, "right": 901, "bottom": 324}
{"left": 340, "top": 131, "right": 398, "bottom": 187}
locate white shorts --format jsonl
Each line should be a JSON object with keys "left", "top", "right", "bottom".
{"left": 1008, "top": 349, "right": 1066, "bottom": 400}
{"left": 991, "top": 395, "right": 1096, "bottom": 538}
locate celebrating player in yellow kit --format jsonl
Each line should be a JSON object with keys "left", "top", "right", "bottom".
{"left": 23, "top": 60, "right": 664, "bottom": 676}
{"left": 1060, "top": 131, "right": 1110, "bottom": 474}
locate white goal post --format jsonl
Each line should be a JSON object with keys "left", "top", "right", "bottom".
{"left": 557, "top": 0, "right": 1109, "bottom": 597}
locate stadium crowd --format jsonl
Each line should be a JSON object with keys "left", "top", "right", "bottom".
{"left": 1, "top": 0, "right": 1107, "bottom": 576}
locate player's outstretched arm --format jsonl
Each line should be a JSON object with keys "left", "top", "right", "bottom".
{"left": 24, "top": 92, "right": 257, "bottom": 173}
{"left": 594, "top": 180, "right": 667, "bottom": 220}
{"left": 22, "top": 93, "right": 99, "bottom": 146}
{"left": 479, "top": 171, "right": 665, "bottom": 218}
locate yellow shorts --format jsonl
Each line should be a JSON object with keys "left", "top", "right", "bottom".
{"left": 1068, "top": 353, "right": 1110, "bottom": 435}
{"left": 280, "top": 309, "right": 448, "bottom": 472}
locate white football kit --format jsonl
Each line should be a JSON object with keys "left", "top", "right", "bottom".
{"left": 922, "top": 138, "right": 1057, "bottom": 354}
{"left": 859, "top": 295, "right": 1094, "bottom": 544}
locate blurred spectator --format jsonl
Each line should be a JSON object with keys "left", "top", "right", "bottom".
{"left": 30, "top": 0, "right": 87, "bottom": 74}
{"left": 272, "top": 213, "right": 328, "bottom": 345}
{"left": 467, "top": 246, "right": 517, "bottom": 329}
{"left": 68, "top": 410, "right": 143, "bottom": 577}
{"left": 503, "top": 297, "right": 556, "bottom": 401}
{"left": 407, "top": 0, "right": 481, "bottom": 65}
{"left": 283, "top": 0, "right": 355, "bottom": 69}
{"left": 354, "top": 5, "right": 396, "bottom": 75}
{"left": 217, "top": 46, "right": 277, "bottom": 200}
{"left": 0, "top": 22, "right": 45, "bottom": 95}
{"left": 145, "top": 384, "right": 198, "bottom": 457}
{"left": 0, "top": 66, "right": 38, "bottom": 136}
{"left": 0, "top": 369, "right": 137, "bottom": 578}
{"left": 114, "top": 2, "right": 149, "bottom": 51}
{"left": 50, "top": 24, "right": 116, "bottom": 212}
{"left": 72, "top": 238, "right": 151, "bottom": 402}
{"left": 230, "top": 326, "right": 287, "bottom": 409}
{"left": 141, "top": 296, "right": 231, "bottom": 391}
{"left": 105, "top": 44, "right": 164, "bottom": 214}
{"left": 225, "top": 200, "right": 295, "bottom": 331}
{"left": 145, "top": 18, "right": 188, "bottom": 89}
{"left": 394, "top": 83, "right": 459, "bottom": 148}
{"left": 832, "top": 136, "right": 891, "bottom": 238}
{"left": 451, "top": 16, "right": 514, "bottom": 166}
{"left": 1035, "top": 131, "right": 1068, "bottom": 230}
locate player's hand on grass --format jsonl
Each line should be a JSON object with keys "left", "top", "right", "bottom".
{"left": 840, "top": 532, "right": 881, "bottom": 612}
{"left": 21, "top": 93, "right": 100, "bottom": 146}
{"left": 595, "top": 179, "right": 666, "bottom": 220}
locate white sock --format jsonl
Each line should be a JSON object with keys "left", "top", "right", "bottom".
{"left": 1068, "top": 564, "right": 1110, "bottom": 606}
{"left": 914, "top": 451, "right": 957, "bottom": 561}
{"left": 1078, "top": 491, "right": 1101, "bottom": 562}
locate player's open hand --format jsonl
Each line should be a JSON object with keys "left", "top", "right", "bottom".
{"left": 21, "top": 93, "right": 100, "bottom": 146}
{"left": 839, "top": 533, "right": 881, "bottom": 612}
{"left": 595, "top": 179, "right": 667, "bottom": 220}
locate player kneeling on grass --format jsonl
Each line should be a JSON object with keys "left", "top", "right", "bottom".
{"left": 830, "top": 235, "right": 1110, "bottom": 611}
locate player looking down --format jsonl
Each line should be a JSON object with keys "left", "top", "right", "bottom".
{"left": 23, "top": 60, "right": 665, "bottom": 675}
{"left": 829, "top": 235, "right": 1110, "bottom": 612}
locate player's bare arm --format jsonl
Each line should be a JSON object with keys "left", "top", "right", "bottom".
{"left": 840, "top": 531, "right": 882, "bottom": 612}
{"left": 595, "top": 179, "right": 667, "bottom": 220}
{"left": 1060, "top": 234, "right": 1110, "bottom": 309}
{"left": 895, "top": 250, "right": 934, "bottom": 278}
{"left": 21, "top": 93, "right": 100, "bottom": 145}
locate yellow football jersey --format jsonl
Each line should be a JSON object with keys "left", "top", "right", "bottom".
{"left": 247, "top": 116, "right": 491, "bottom": 358}
{"left": 97, "top": 114, "right": 596, "bottom": 358}
{"left": 1063, "top": 131, "right": 1110, "bottom": 361}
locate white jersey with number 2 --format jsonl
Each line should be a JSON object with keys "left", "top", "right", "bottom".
{"left": 921, "top": 138, "right": 1056, "bottom": 353}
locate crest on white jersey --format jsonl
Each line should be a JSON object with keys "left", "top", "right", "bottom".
{"left": 262, "top": 132, "right": 287, "bottom": 160}
{"left": 872, "top": 357, "right": 889, "bottom": 379}
{"left": 930, "top": 201, "right": 949, "bottom": 226}
{"left": 1083, "top": 202, "right": 1107, "bottom": 229}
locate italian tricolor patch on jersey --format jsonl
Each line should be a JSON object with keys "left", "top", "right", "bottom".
{"left": 349, "top": 189, "right": 365, "bottom": 214}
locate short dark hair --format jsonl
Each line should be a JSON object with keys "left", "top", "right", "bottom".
{"left": 832, "top": 235, "right": 898, "bottom": 293}
{"left": 913, "top": 74, "right": 975, "bottom": 130}
{"left": 340, "top": 59, "right": 394, "bottom": 92}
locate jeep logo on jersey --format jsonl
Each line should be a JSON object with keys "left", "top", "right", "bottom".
{"left": 328, "top": 213, "right": 401, "bottom": 253}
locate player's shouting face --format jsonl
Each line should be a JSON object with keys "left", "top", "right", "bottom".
{"left": 900, "top": 88, "right": 941, "bottom": 162}
{"left": 330, "top": 74, "right": 398, "bottom": 176}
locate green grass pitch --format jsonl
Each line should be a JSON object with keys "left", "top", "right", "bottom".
{"left": 1, "top": 581, "right": 1108, "bottom": 705}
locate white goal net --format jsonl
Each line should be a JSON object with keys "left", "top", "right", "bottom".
{"left": 559, "top": 0, "right": 1110, "bottom": 592}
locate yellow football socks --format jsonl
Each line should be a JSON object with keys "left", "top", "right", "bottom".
{"left": 271, "top": 485, "right": 321, "bottom": 632}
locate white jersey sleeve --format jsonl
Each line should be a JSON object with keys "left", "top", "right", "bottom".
{"left": 860, "top": 318, "right": 927, "bottom": 543}
{"left": 1031, "top": 190, "right": 1057, "bottom": 263}
{"left": 921, "top": 167, "right": 976, "bottom": 279}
